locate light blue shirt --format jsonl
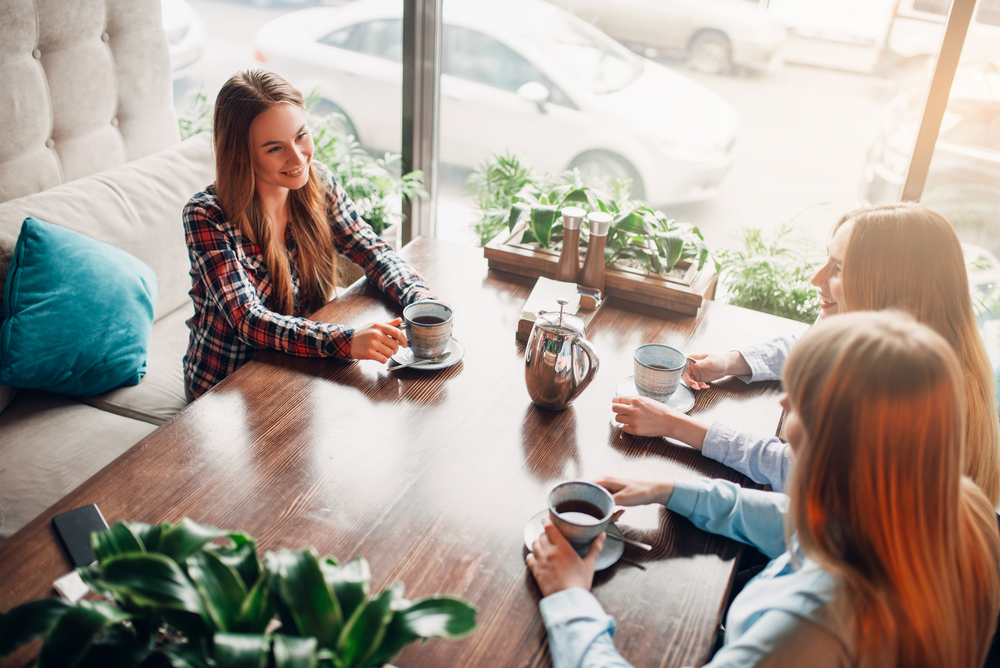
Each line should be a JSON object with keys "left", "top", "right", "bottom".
{"left": 701, "top": 334, "right": 801, "bottom": 492}
{"left": 539, "top": 478, "right": 855, "bottom": 668}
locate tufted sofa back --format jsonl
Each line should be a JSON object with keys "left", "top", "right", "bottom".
{"left": 0, "top": 0, "right": 179, "bottom": 204}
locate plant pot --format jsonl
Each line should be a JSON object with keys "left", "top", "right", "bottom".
{"left": 484, "top": 224, "right": 717, "bottom": 315}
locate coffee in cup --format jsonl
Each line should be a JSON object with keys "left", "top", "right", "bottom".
{"left": 634, "top": 343, "right": 689, "bottom": 402}
{"left": 548, "top": 481, "right": 615, "bottom": 556}
{"left": 402, "top": 301, "right": 453, "bottom": 358}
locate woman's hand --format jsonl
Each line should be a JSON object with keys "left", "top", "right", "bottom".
{"left": 683, "top": 351, "right": 751, "bottom": 390}
{"left": 526, "top": 516, "right": 605, "bottom": 598}
{"left": 611, "top": 396, "right": 709, "bottom": 449}
{"left": 594, "top": 476, "right": 674, "bottom": 507}
{"left": 350, "top": 318, "right": 407, "bottom": 362}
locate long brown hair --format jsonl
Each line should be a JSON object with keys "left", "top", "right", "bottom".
{"left": 213, "top": 70, "right": 336, "bottom": 315}
{"left": 835, "top": 202, "right": 1000, "bottom": 507}
{"left": 784, "top": 312, "right": 1000, "bottom": 667}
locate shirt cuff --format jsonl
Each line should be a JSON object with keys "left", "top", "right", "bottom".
{"left": 733, "top": 347, "right": 765, "bottom": 383}
{"left": 540, "top": 588, "right": 609, "bottom": 628}
{"left": 702, "top": 421, "right": 736, "bottom": 464}
{"left": 663, "top": 478, "right": 710, "bottom": 518}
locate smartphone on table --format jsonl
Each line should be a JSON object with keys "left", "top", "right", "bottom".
{"left": 51, "top": 504, "right": 109, "bottom": 568}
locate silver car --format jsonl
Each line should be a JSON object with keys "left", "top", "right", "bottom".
{"left": 254, "top": 0, "right": 740, "bottom": 204}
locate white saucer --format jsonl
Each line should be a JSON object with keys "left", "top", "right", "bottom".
{"left": 523, "top": 509, "right": 624, "bottom": 571}
{"left": 388, "top": 337, "right": 465, "bottom": 371}
{"left": 615, "top": 376, "right": 695, "bottom": 413}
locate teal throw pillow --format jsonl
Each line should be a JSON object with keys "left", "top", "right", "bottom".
{"left": 0, "top": 217, "right": 157, "bottom": 396}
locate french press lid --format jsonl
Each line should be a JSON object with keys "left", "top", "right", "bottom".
{"left": 536, "top": 299, "right": 586, "bottom": 336}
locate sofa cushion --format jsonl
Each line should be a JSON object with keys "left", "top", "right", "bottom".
{"left": 0, "top": 0, "right": 178, "bottom": 204}
{"left": 1, "top": 217, "right": 157, "bottom": 397}
{"left": 0, "top": 389, "right": 157, "bottom": 541}
{"left": 81, "top": 301, "right": 193, "bottom": 426}
{"left": 0, "top": 132, "right": 215, "bottom": 323}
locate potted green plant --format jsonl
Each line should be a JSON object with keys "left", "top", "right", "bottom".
{"left": 0, "top": 518, "right": 477, "bottom": 668}
{"left": 474, "top": 153, "right": 718, "bottom": 314}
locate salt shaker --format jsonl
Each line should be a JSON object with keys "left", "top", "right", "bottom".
{"left": 554, "top": 206, "right": 586, "bottom": 283}
{"left": 578, "top": 212, "right": 612, "bottom": 293}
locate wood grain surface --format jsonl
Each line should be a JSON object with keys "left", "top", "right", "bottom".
{"left": 0, "top": 238, "right": 808, "bottom": 668}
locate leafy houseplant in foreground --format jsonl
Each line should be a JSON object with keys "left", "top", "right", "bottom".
{"left": 0, "top": 518, "right": 477, "bottom": 668}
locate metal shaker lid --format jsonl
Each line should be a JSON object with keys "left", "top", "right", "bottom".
{"left": 561, "top": 206, "right": 586, "bottom": 231}
{"left": 586, "top": 212, "right": 612, "bottom": 236}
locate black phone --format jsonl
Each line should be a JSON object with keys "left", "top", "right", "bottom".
{"left": 51, "top": 504, "right": 109, "bottom": 568}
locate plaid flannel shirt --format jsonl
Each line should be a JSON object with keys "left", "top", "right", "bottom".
{"left": 182, "top": 162, "right": 432, "bottom": 399}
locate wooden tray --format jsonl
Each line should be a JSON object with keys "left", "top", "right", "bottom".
{"left": 484, "top": 225, "right": 717, "bottom": 316}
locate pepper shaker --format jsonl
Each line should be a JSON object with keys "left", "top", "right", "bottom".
{"left": 578, "top": 212, "right": 612, "bottom": 293}
{"left": 554, "top": 206, "right": 586, "bottom": 283}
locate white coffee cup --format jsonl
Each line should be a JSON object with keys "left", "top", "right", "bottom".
{"left": 634, "top": 344, "right": 689, "bottom": 402}
{"left": 401, "top": 301, "right": 453, "bottom": 358}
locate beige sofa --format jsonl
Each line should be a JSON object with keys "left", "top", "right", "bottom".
{"left": 0, "top": 0, "right": 214, "bottom": 540}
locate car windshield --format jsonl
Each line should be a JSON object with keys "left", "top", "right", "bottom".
{"left": 523, "top": 14, "right": 642, "bottom": 95}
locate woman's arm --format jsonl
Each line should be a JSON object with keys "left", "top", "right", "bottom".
{"left": 734, "top": 334, "right": 802, "bottom": 383}
{"left": 664, "top": 478, "right": 789, "bottom": 558}
{"left": 539, "top": 589, "right": 634, "bottom": 668}
{"left": 319, "top": 166, "right": 433, "bottom": 307}
{"left": 184, "top": 196, "right": 353, "bottom": 357}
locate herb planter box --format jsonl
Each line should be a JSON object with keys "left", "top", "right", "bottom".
{"left": 484, "top": 224, "right": 717, "bottom": 316}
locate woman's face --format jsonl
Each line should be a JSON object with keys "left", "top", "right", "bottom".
{"left": 248, "top": 103, "right": 313, "bottom": 193}
{"left": 811, "top": 218, "right": 854, "bottom": 318}
{"left": 778, "top": 392, "right": 806, "bottom": 456}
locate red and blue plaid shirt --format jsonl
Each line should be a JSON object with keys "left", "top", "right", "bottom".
{"left": 182, "top": 162, "right": 432, "bottom": 399}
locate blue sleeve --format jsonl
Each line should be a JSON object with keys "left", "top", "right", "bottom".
{"left": 540, "top": 589, "right": 634, "bottom": 668}
{"left": 702, "top": 423, "right": 793, "bottom": 492}
{"left": 706, "top": 610, "right": 851, "bottom": 668}
{"left": 665, "top": 479, "right": 789, "bottom": 558}
{"left": 735, "top": 334, "right": 801, "bottom": 383}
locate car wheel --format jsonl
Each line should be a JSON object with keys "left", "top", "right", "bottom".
{"left": 309, "top": 98, "right": 360, "bottom": 144}
{"left": 568, "top": 151, "right": 645, "bottom": 202}
{"left": 686, "top": 31, "right": 732, "bottom": 75}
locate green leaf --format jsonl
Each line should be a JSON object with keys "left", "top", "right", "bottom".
{"left": 186, "top": 550, "right": 248, "bottom": 632}
{"left": 657, "top": 230, "right": 686, "bottom": 271}
{"left": 273, "top": 635, "right": 318, "bottom": 668}
{"left": 519, "top": 227, "right": 538, "bottom": 244}
{"left": 321, "top": 557, "right": 370, "bottom": 623}
{"left": 396, "top": 596, "right": 479, "bottom": 640}
{"left": 158, "top": 642, "right": 212, "bottom": 668}
{"left": 73, "top": 624, "right": 151, "bottom": 668}
{"left": 37, "top": 599, "right": 131, "bottom": 668}
{"left": 213, "top": 634, "right": 270, "bottom": 668}
{"left": 130, "top": 522, "right": 167, "bottom": 553}
{"left": 561, "top": 187, "right": 590, "bottom": 203}
{"left": 529, "top": 205, "right": 558, "bottom": 248}
{"left": 237, "top": 573, "right": 275, "bottom": 634}
{"left": 0, "top": 598, "right": 73, "bottom": 659}
{"left": 268, "top": 549, "right": 342, "bottom": 648}
{"left": 507, "top": 202, "right": 530, "bottom": 232}
{"left": 92, "top": 521, "right": 145, "bottom": 562}
{"left": 159, "top": 519, "right": 225, "bottom": 563}
{"left": 336, "top": 584, "right": 398, "bottom": 667}
{"left": 512, "top": 183, "right": 540, "bottom": 204}
{"left": 98, "top": 553, "right": 206, "bottom": 618}
{"left": 208, "top": 533, "right": 262, "bottom": 591}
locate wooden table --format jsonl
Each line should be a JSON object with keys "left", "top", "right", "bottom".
{"left": 0, "top": 237, "right": 806, "bottom": 667}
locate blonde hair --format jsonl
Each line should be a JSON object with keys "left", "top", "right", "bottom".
{"left": 784, "top": 312, "right": 1000, "bottom": 667}
{"left": 214, "top": 70, "right": 336, "bottom": 315}
{"left": 835, "top": 202, "right": 1000, "bottom": 507}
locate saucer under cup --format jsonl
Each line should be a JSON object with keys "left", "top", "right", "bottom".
{"left": 634, "top": 343, "right": 689, "bottom": 402}
{"left": 523, "top": 510, "right": 624, "bottom": 570}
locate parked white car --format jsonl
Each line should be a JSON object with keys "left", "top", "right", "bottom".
{"left": 163, "top": 0, "right": 206, "bottom": 80}
{"left": 546, "top": 0, "right": 788, "bottom": 75}
{"left": 254, "top": 0, "right": 740, "bottom": 204}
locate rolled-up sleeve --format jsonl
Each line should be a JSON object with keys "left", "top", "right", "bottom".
{"left": 734, "top": 334, "right": 802, "bottom": 383}
{"left": 540, "top": 589, "right": 634, "bottom": 668}
{"left": 702, "top": 423, "right": 792, "bottom": 492}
